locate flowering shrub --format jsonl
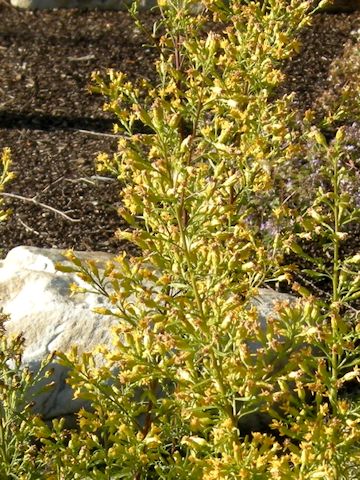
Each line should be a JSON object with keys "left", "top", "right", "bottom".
{"left": 1, "top": 0, "right": 360, "bottom": 478}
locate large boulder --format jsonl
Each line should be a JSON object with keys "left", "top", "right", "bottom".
{"left": 0, "top": 246, "right": 117, "bottom": 422}
{"left": 0, "top": 245, "right": 295, "bottom": 427}
{"left": 0, "top": 246, "right": 116, "bottom": 362}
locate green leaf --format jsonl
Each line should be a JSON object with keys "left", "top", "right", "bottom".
{"left": 302, "top": 269, "right": 329, "bottom": 279}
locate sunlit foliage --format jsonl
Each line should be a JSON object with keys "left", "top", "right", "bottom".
{"left": 1, "top": 1, "right": 360, "bottom": 478}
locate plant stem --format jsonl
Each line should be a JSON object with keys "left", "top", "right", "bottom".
{"left": 330, "top": 148, "right": 340, "bottom": 410}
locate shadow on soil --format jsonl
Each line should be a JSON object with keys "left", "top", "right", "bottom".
{"left": 0, "top": 111, "right": 114, "bottom": 133}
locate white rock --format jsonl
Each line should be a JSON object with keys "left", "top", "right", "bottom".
{"left": 1, "top": 246, "right": 115, "bottom": 364}
{"left": 0, "top": 246, "right": 116, "bottom": 420}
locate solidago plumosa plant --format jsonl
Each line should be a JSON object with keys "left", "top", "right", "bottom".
{"left": 13, "top": 0, "right": 359, "bottom": 478}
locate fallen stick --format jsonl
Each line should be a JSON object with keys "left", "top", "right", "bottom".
{"left": 65, "top": 175, "right": 116, "bottom": 185}
{"left": 0, "top": 192, "right": 81, "bottom": 223}
{"left": 16, "top": 216, "right": 41, "bottom": 235}
{"left": 67, "top": 54, "right": 96, "bottom": 62}
{"left": 69, "top": 128, "right": 122, "bottom": 138}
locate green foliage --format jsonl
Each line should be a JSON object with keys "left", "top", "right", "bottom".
{"left": 0, "top": 147, "right": 14, "bottom": 222}
{"left": 1, "top": 0, "right": 360, "bottom": 478}
{"left": 0, "top": 317, "right": 50, "bottom": 479}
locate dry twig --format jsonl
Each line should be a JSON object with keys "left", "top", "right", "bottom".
{"left": 16, "top": 216, "right": 41, "bottom": 235}
{"left": 0, "top": 192, "right": 81, "bottom": 222}
{"left": 65, "top": 175, "right": 116, "bottom": 185}
{"left": 69, "top": 128, "right": 123, "bottom": 138}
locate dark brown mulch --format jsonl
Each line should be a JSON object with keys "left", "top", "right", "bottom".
{"left": 0, "top": 4, "right": 159, "bottom": 256}
{"left": 0, "top": 3, "right": 359, "bottom": 257}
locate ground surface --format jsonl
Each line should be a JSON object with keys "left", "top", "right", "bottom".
{"left": 0, "top": 3, "right": 359, "bottom": 257}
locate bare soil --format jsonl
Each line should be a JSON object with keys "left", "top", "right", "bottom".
{"left": 0, "top": 3, "right": 359, "bottom": 257}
